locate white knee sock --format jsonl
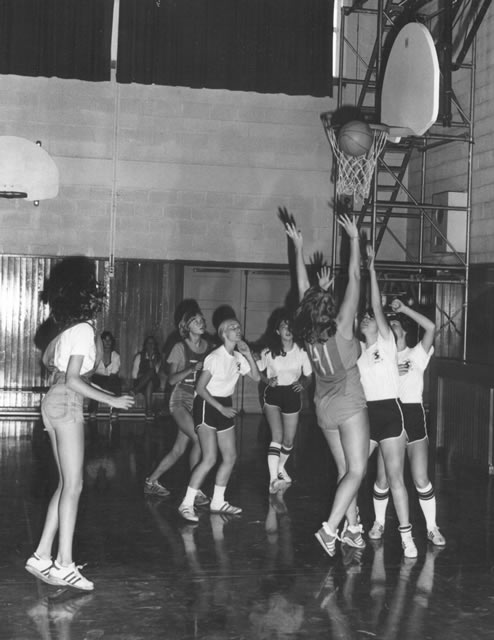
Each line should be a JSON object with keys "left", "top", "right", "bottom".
{"left": 373, "top": 483, "right": 389, "bottom": 525}
{"left": 268, "top": 442, "right": 281, "bottom": 482}
{"left": 416, "top": 482, "right": 437, "bottom": 530}
{"left": 278, "top": 445, "right": 293, "bottom": 472}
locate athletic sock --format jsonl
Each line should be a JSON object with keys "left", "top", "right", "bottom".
{"left": 278, "top": 445, "right": 293, "bottom": 473}
{"left": 373, "top": 483, "right": 390, "bottom": 525}
{"left": 398, "top": 523, "right": 413, "bottom": 542}
{"left": 182, "top": 486, "right": 198, "bottom": 507}
{"left": 416, "top": 482, "right": 437, "bottom": 530}
{"left": 211, "top": 484, "right": 226, "bottom": 507}
{"left": 268, "top": 442, "right": 281, "bottom": 482}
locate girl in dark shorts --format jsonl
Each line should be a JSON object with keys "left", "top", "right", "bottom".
{"left": 370, "top": 298, "right": 445, "bottom": 546}
{"left": 257, "top": 309, "right": 312, "bottom": 493}
{"left": 178, "top": 317, "right": 260, "bottom": 522}
{"left": 144, "top": 308, "right": 213, "bottom": 504}
{"left": 285, "top": 212, "right": 369, "bottom": 558}
{"left": 357, "top": 246, "right": 417, "bottom": 558}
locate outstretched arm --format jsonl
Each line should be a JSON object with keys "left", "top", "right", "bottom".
{"left": 367, "top": 244, "right": 391, "bottom": 338}
{"left": 284, "top": 222, "right": 310, "bottom": 301}
{"left": 391, "top": 298, "right": 435, "bottom": 352}
{"left": 336, "top": 214, "right": 362, "bottom": 338}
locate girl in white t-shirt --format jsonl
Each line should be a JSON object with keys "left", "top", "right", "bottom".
{"left": 370, "top": 298, "right": 445, "bottom": 547}
{"left": 357, "top": 246, "right": 417, "bottom": 558}
{"left": 257, "top": 309, "right": 312, "bottom": 493}
{"left": 25, "top": 257, "right": 134, "bottom": 592}
{"left": 178, "top": 317, "right": 260, "bottom": 522}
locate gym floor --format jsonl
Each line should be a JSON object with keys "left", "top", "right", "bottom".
{"left": 1, "top": 412, "right": 493, "bottom": 640}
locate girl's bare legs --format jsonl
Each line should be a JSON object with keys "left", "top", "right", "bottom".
{"left": 379, "top": 433, "right": 408, "bottom": 527}
{"left": 408, "top": 439, "right": 443, "bottom": 541}
{"left": 214, "top": 428, "right": 237, "bottom": 488}
{"left": 36, "top": 419, "right": 85, "bottom": 565}
{"left": 188, "top": 426, "right": 218, "bottom": 491}
{"left": 321, "top": 409, "right": 370, "bottom": 533}
{"left": 380, "top": 432, "right": 418, "bottom": 557}
{"left": 278, "top": 412, "right": 299, "bottom": 481}
{"left": 147, "top": 407, "right": 201, "bottom": 483}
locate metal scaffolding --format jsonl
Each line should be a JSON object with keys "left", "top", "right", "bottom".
{"left": 324, "top": 0, "right": 491, "bottom": 360}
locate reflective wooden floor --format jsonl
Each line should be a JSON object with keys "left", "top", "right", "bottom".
{"left": 1, "top": 413, "right": 494, "bottom": 639}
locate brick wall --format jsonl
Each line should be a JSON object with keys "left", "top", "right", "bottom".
{"left": 0, "top": 76, "right": 337, "bottom": 266}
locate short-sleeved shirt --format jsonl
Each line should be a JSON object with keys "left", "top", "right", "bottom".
{"left": 257, "top": 344, "right": 312, "bottom": 386}
{"left": 167, "top": 340, "right": 212, "bottom": 394}
{"left": 202, "top": 345, "right": 250, "bottom": 397}
{"left": 93, "top": 350, "right": 120, "bottom": 376}
{"left": 47, "top": 322, "right": 97, "bottom": 375}
{"left": 357, "top": 331, "right": 400, "bottom": 401}
{"left": 397, "top": 343, "right": 433, "bottom": 403}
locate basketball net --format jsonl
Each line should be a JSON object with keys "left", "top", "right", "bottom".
{"left": 321, "top": 117, "right": 388, "bottom": 206}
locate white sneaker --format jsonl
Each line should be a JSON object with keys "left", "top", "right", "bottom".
{"left": 178, "top": 502, "right": 199, "bottom": 522}
{"left": 427, "top": 526, "right": 446, "bottom": 546}
{"left": 278, "top": 469, "right": 292, "bottom": 484}
{"left": 401, "top": 535, "right": 418, "bottom": 559}
{"left": 48, "top": 561, "right": 94, "bottom": 591}
{"left": 369, "top": 521, "right": 385, "bottom": 539}
{"left": 25, "top": 553, "right": 57, "bottom": 586}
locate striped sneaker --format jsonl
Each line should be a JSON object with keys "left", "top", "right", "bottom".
{"left": 341, "top": 527, "right": 366, "bottom": 549}
{"left": 48, "top": 561, "right": 94, "bottom": 591}
{"left": 25, "top": 553, "right": 57, "bottom": 586}
{"left": 315, "top": 524, "right": 338, "bottom": 558}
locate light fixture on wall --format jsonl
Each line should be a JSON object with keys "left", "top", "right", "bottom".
{"left": 0, "top": 136, "right": 59, "bottom": 205}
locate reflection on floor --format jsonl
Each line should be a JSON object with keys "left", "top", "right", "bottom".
{"left": 1, "top": 413, "right": 494, "bottom": 639}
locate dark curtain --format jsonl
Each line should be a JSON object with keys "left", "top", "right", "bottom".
{"left": 0, "top": 0, "right": 114, "bottom": 81}
{"left": 117, "top": 0, "right": 334, "bottom": 97}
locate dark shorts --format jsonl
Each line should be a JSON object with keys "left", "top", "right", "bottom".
{"left": 263, "top": 385, "right": 301, "bottom": 414}
{"left": 193, "top": 395, "right": 235, "bottom": 432}
{"left": 368, "top": 398, "right": 404, "bottom": 444}
{"left": 169, "top": 385, "right": 194, "bottom": 414}
{"left": 401, "top": 402, "right": 428, "bottom": 444}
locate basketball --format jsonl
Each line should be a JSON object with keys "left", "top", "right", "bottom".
{"left": 338, "top": 120, "right": 373, "bottom": 157}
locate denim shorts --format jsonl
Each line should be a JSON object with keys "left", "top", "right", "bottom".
{"left": 41, "top": 376, "right": 84, "bottom": 433}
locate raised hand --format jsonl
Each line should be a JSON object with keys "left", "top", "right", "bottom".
{"left": 337, "top": 213, "right": 359, "bottom": 239}
{"left": 390, "top": 298, "right": 405, "bottom": 313}
{"left": 318, "top": 265, "right": 334, "bottom": 292}
{"left": 284, "top": 222, "right": 304, "bottom": 251}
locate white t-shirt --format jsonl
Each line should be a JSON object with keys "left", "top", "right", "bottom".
{"left": 202, "top": 345, "right": 250, "bottom": 397}
{"left": 357, "top": 331, "right": 400, "bottom": 401}
{"left": 258, "top": 344, "right": 312, "bottom": 386}
{"left": 397, "top": 343, "right": 433, "bottom": 403}
{"left": 50, "top": 323, "right": 97, "bottom": 375}
{"left": 94, "top": 351, "right": 120, "bottom": 376}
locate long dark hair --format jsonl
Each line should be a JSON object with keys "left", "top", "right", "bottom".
{"left": 292, "top": 285, "right": 337, "bottom": 344}
{"left": 40, "top": 256, "right": 105, "bottom": 330}
{"left": 263, "top": 308, "right": 296, "bottom": 358}
{"left": 140, "top": 335, "right": 160, "bottom": 360}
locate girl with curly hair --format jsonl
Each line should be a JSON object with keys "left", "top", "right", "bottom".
{"left": 144, "top": 306, "right": 213, "bottom": 504}
{"left": 257, "top": 309, "right": 312, "bottom": 493}
{"left": 25, "top": 257, "right": 134, "bottom": 591}
{"left": 284, "top": 214, "right": 369, "bottom": 558}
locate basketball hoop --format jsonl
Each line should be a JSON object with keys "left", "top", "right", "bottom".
{"left": 321, "top": 113, "right": 388, "bottom": 205}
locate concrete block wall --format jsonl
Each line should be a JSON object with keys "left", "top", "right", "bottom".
{"left": 0, "top": 75, "right": 337, "bottom": 266}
